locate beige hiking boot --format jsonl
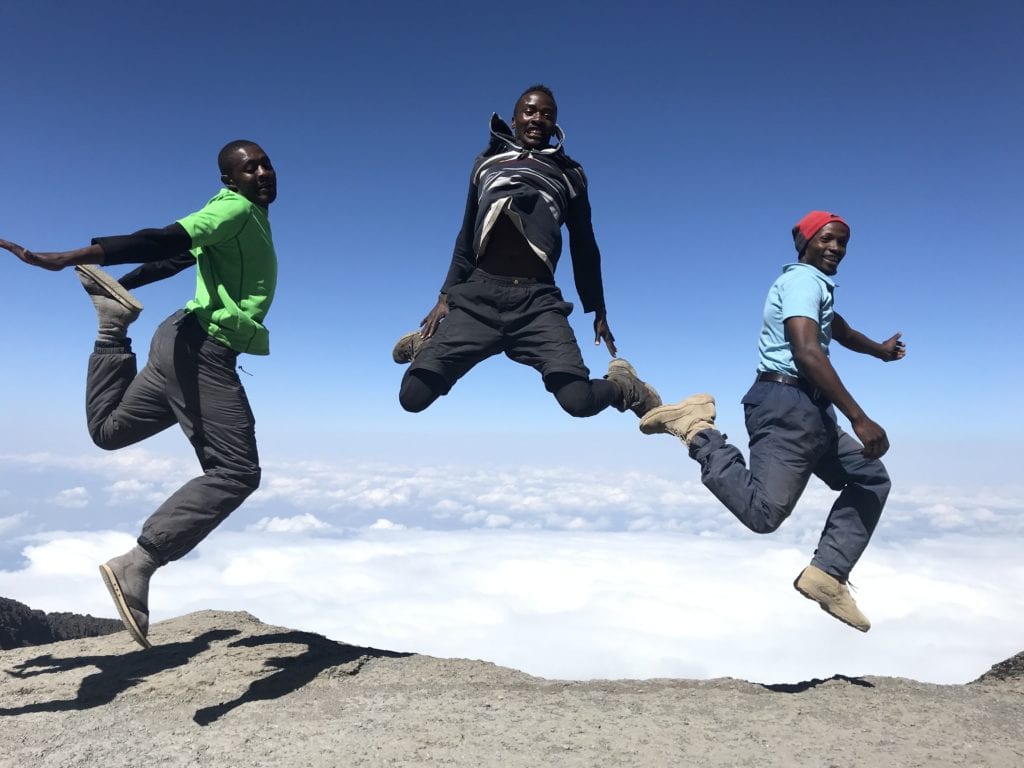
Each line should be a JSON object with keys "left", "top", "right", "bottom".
{"left": 392, "top": 330, "right": 426, "bottom": 364}
{"left": 794, "top": 565, "right": 871, "bottom": 632}
{"left": 605, "top": 358, "right": 662, "bottom": 417}
{"left": 638, "top": 394, "right": 716, "bottom": 445}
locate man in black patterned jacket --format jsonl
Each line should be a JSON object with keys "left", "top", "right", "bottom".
{"left": 394, "top": 84, "right": 659, "bottom": 420}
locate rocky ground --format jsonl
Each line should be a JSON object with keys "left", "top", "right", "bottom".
{"left": 0, "top": 610, "right": 1020, "bottom": 767}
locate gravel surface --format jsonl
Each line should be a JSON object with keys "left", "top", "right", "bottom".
{"left": 1, "top": 610, "right": 1021, "bottom": 767}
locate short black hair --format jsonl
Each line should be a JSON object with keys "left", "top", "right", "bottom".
{"left": 218, "top": 139, "right": 259, "bottom": 175}
{"left": 516, "top": 84, "right": 556, "bottom": 107}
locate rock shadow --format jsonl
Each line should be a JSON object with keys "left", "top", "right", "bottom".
{"left": 761, "top": 674, "right": 875, "bottom": 693}
{"left": 0, "top": 629, "right": 240, "bottom": 715}
{"left": 192, "top": 631, "right": 411, "bottom": 726}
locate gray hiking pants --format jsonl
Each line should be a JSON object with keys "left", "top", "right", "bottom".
{"left": 86, "top": 310, "right": 261, "bottom": 563}
{"left": 689, "top": 380, "right": 890, "bottom": 581}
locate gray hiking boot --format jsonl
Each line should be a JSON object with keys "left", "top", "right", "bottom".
{"left": 98, "top": 545, "right": 162, "bottom": 649}
{"left": 605, "top": 358, "right": 662, "bottom": 417}
{"left": 638, "top": 394, "right": 717, "bottom": 445}
{"left": 794, "top": 565, "right": 871, "bottom": 632}
{"left": 392, "top": 330, "right": 427, "bottom": 364}
{"left": 75, "top": 265, "right": 142, "bottom": 343}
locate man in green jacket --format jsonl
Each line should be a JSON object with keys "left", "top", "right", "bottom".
{"left": 1, "top": 140, "right": 278, "bottom": 648}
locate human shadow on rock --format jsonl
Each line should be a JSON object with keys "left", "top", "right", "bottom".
{"left": 193, "top": 630, "right": 411, "bottom": 726}
{"left": 762, "top": 674, "right": 875, "bottom": 693}
{"left": 0, "top": 629, "right": 240, "bottom": 715}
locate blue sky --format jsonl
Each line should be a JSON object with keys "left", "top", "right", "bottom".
{"left": 1, "top": 1, "right": 1022, "bottom": 683}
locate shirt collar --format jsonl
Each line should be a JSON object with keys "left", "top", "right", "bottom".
{"left": 783, "top": 261, "right": 837, "bottom": 289}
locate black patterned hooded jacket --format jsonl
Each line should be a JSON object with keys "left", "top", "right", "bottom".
{"left": 440, "top": 114, "right": 607, "bottom": 314}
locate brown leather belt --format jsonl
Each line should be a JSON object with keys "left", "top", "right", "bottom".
{"left": 756, "top": 371, "right": 826, "bottom": 402}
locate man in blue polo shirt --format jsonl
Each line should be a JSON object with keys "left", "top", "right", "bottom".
{"left": 640, "top": 211, "right": 906, "bottom": 632}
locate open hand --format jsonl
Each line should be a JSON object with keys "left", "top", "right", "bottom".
{"left": 594, "top": 311, "right": 617, "bottom": 357}
{"left": 419, "top": 295, "right": 450, "bottom": 338}
{"left": 0, "top": 239, "right": 65, "bottom": 271}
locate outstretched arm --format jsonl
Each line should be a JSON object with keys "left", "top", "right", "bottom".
{"left": 833, "top": 313, "right": 906, "bottom": 362}
{"left": 1, "top": 223, "right": 192, "bottom": 278}
{"left": 0, "top": 239, "right": 103, "bottom": 270}
{"left": 787, "top": 316, "right": 889, "bottom": 459}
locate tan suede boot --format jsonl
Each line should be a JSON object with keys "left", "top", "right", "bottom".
{"left": 638, "top": 394, "right": 716, "bottom": 444}
{"left": 794, "top": 565, "right": 871, "bottom": 632}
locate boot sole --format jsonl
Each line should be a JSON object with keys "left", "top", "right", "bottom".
{"left": 391, "top": 331, "right": 421, "bottom": 364}
{"left": 794, "top": 572, "right": 870, "bottom": 633}
{"left": 99, "top": 563, "right": 152, "bottom": 649}
{"left": 639, "top": 395, "right": 714, "bottom": 435}
{"left": 75, "top": 265, "right": 144, "bottom": 313}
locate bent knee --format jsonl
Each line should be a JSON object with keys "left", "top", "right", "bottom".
{"left": 212, "top": 463, "right": 261, "bottom": 495}
{"left": 747, "top": 517, "right": 786, "bottom": 535}
{"left": 556, "top": 399, "right": 597, "bottom": 418}
{"left": 239, "top": 465, "right": 262, "bottom": 492}
{"left": 89, "top": 431, "right": 132, "bottom": 452}
{"left": 399, "top": 370, "right": 443, "bottom": 413}
{"left": 399, "top": 391, "right": 431, "bottom": 413}
{"left": 742, "top": 501, "right": 791, "bottom": 534}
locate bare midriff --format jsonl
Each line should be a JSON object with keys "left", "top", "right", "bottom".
{"left": 476, "top": 213, "right": 549, "bottom": 279}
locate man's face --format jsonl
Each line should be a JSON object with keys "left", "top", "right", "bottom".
{"left": 512, "top": 91, "right": 557, "bottom": 149}
{"left": 799, "top": 222, "right": 849, "bottom": 275}
{"left": 222, "top": 144, "right": 277, "bottom": 207}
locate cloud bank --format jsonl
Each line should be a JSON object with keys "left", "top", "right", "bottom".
{"left": 1, "top": 447, "right": 1021, "bottom": 685}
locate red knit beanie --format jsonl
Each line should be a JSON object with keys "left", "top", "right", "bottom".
{"left": 792, "top": 211, "right": 849, "bottom": 253}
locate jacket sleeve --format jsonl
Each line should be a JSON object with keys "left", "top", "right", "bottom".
{"left": 440, "top": 176, "right": 479, "bottom": 295}
{"left": 91, "top": 222, "right": 195, "bottom": 289}
{"left": 564, "top": 176, "right": 607, "bottom": 314}
{"left": 93, "top": 222, "right": 192, "bottom": 266}
{"left": 118, "top": 252, "right": 196, "bottom": 290}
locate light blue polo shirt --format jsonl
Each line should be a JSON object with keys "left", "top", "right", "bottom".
{"left": 757, "top": 262, "right": 835, "bottom": 377}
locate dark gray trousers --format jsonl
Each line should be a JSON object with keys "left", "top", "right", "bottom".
{"left": 86, "top": 310, "right": 261, "bottom": 563}
{"left": 689, "top": 380, "right": 890, "bottom": 581}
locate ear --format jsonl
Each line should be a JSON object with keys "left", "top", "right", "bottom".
{"left": 221, "top": 172, "right": 238, "bottom": 191}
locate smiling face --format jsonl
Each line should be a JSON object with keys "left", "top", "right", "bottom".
{"left": 221, "top": 144, "right": 277, "bottom": 207}
{"left": 512, "top": 91, "right": 557, "bottom": 149}
{"left": 799, "top": 222, "right": 850, "bottom": 276}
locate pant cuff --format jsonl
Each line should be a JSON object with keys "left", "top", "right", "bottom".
{"left": 688, "top": 428, "right": 725, "bottom": 460}
{"left": 94, "top": 338, "right": 132, "bottom": 354}
{"left": 137, "top": 536, "right": 169, "bottom": 566}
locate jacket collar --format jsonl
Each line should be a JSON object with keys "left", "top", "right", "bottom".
{"left": 488, "top": 113, "right": 565, "bottom": 155}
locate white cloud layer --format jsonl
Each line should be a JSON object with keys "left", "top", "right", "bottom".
{"left": 3, "top": 447, "right": 1022, "bottom": 542}
{"left": 1, "top": 445, "right": 1021, "bottom": 686}
{"left": 1, "top": 527, "right": 1020, "bottom": 686}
